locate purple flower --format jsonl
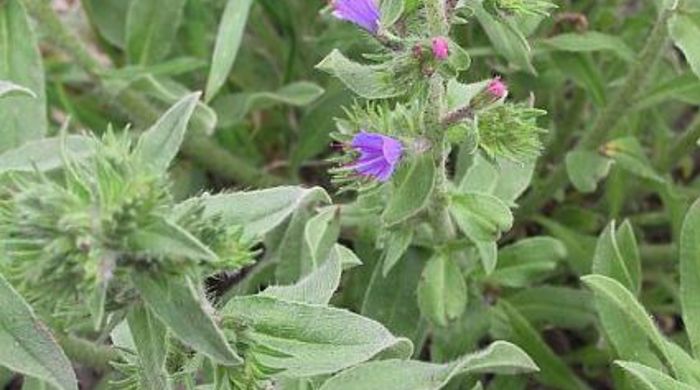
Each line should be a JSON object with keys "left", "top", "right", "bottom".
{"left": 350, "top": 131, "right": 403, "bottom": 182}
{"left": 331, "top": 0, "right": 381, "bottom": 34}
{"left": 431, "top": 37, "right": 450, "bottom": 60}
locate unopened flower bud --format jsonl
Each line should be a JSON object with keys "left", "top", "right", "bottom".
{"left": 469, "top": 77, "right": 508, "bottom": 111}
{"left": 487, "top": 77, "right": 508, "bottom": 99}
{"left": 431, "top": 37, "right": 450, "bottom": 61}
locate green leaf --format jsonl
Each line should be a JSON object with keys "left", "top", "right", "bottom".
{"left": 222, "top": 295, "right": 413, "bottom": 377}
{"left": 261, "top": 249, "right": 343, "bottom": 305}
{"left": 540, "top": 31, "right": 635, "bottom": 62}
{"left": 131, "top": 272, "right": 242, "bottom": 366}
{"left": 0, "top": 135, "right": 96, "bottom": 174}
{"left": 603, "top": 137, "right": 664, "bottom": 183}
{"left": 565, "top": 150, "right": 613, "bottom": 193}
{"left": 615, "top": 361, "right": 695, "bottom": 390}
{"left": 304, "top": 206, "right": 341, "bottom": 267}
{"left": 0, "top": 274, "right": 77, "bottom": 390}
{"left": 485, "top": 237, "right": 565, "bottom": 287}
{"left": 492, "top": 301, "right": 590, "bottom": 390}
{"left": 473, "top": 5, "right": 534, "bottom": 74}
{"left": 592, "top": 221, "right": 641, "bottom": 295}
{"left": 316, "top": 49, "right": 403, "bottom": 99}
{"left": 205, "top": 0, "right": 254, "bottom": 102}
{"left": 450, "top": 192, "right": 513, "bottom": 242}
{"left": 0, "top": 0, "right": 47, "bottom": 151}
{"left": 380, "top": 0, "right": 404, "bottom": 28}
{"left": 382, "top": 154, "right": 436, "bottom": 226}
{"left": 551, "top": 52, "right": 606, "bottom": 106}
{"left": 81, "top": 0, "right": 129, "bottom": 48}
{"left": 128, "top": 75, "right": 217, "bottom": 136}
{"left": 458, "top": 155, "right": 535, "bottom": 206}
{"left": 125, "top": 0, "right": 187, "bottom": 64}
{"left": 670, "top": 11, "right": 700, "bottom": 80}
{"left": 680, "top": 199, "right": 700, "bottom": 356}
{"left": 134, "top": 92, "right": 200, "bottom": 174}
{"left": 127, "top": 304, "right": 171, "bottom": 390}
{"left": 381, "top": 227, "right": 414, "bottom": 276}
{"left": 0, "top": 80, "right": 34, "bottom": 99}
{"left": 417, "top": 254, "right": 467, "bottom": 327}
{"left": 175, "top": 186, "right": 330, "bottom": 240}
{"left": 319, "top": 341, "right": 537, "bottom": 390}
{"left": 128, "top": 217, "right": 217, "bottom": 261}
{"left": 214, "top": 82, "right": 325, "bottom": 126}
{"left": 362, "top": 248, "right": 427, "bottom": 349}
{"left": 507, "top": 286, "right": 596, "bottom": 329}
{"left": 580, "top": 275, "right": 676, "bottom": 374}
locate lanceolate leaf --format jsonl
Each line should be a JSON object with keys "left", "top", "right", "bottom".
{"left": 132, "top": 272, "right": 242, "bottom": 366}
{"left": 449, "top": 192, "right": 513, "bottom": 242}
{"left": 319, "top": 341, "right": 537, "bottom": 390}
{"left": 127, "top": 217, "right": 218, "bottom": 262}
{"left": 125, "top": 0, "right": 188, "bottom": 64}
{"left": 0, "top": 274, "right": 77, "bottom": 390}
{"left": 174, "top": 186, "right": 330, "bottom": 240}
{"left": 592, "top": 221, "right": 641, "bottom": 295}
{"left": 615, "top": 361, "right": 695, "bottom": 390}
{"left": 127, "top": 304, "right": 171, "bottom": 390}
{"left": 581, "top": 275, "right": 676, "bottom": 375}
{"left": 417, "top": 254, "right": 467, "bottom": 327}
{"left": 205, "top": 0, "right": 255, "bottom": 102}
{"left": 134, "top": 92, "right": 200, "bottom": 174}
{"left": 382, "top": 154, "right": 436, "bottom": 226}
{"left": 0, "top": 135, "right": 96, "bottom": 174}
{"left": 223, "top": 295, "right": 413, "bottom": 377}
{"left": 261, "top": 249, "right": 343, "bottom": 305}
{"left": 680, "top": 199, "right": 700, "bottom": 356}
{"left": 316, "top": 50, "right": 403, "bottom": 99}
{"left": 0, "top": 0, "right": 47, "bottom": 151}
{"left": 670, "top": 11, "right": 700, "bottom": 80}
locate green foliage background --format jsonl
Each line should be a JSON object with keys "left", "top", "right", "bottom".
{"left": 1, "top": 0, "right": 700, "bottom": 389}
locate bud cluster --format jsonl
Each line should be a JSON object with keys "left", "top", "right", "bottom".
{"left": 0, "top": 132, "right": 251, "bottom": 327}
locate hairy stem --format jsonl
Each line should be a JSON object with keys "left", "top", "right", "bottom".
{"left": 424, "top": 1, "right": 456, "bottom": 245}
{"left": 23, "top": 0, "right": 283, "bottom": 187}
{"left": 518, "top": 7, "right": 674, "bottom": 217}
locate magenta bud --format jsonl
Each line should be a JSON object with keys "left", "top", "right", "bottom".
{"left": 487, "top": 77, "right": 508, "bottom": 99}
{"left": 431, "top": 37, "right": 450, "bottom": 61}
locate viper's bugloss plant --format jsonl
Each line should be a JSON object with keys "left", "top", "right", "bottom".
{"left": 2, "top": 0, "right": 700, "bottom": 389}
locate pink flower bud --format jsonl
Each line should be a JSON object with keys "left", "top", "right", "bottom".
{"left": 487, "top": 77, "right": 508, "bottom": 99}
{"left": 431, "top": 37, "right": 450, "bottom": 61}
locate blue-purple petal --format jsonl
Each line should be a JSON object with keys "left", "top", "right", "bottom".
{"left": 350, "top": 131, "right": 403, "bottom": 182}
{"left": 331, "top": 0, "right": 380, "bottom": 34}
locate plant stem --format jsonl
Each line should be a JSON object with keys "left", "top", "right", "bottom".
{"left": 518, "top": 7, "right": 674, "bottom": 217}
{"left": 23, "top": 0, "right": 283, "bottom": 187}
{"left": 424, "top": 0, "right": 457, "bottom": 245}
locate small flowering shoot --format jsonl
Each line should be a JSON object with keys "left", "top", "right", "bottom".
{"left": 2, "top": 0, "right": 698, "bottom": 389}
